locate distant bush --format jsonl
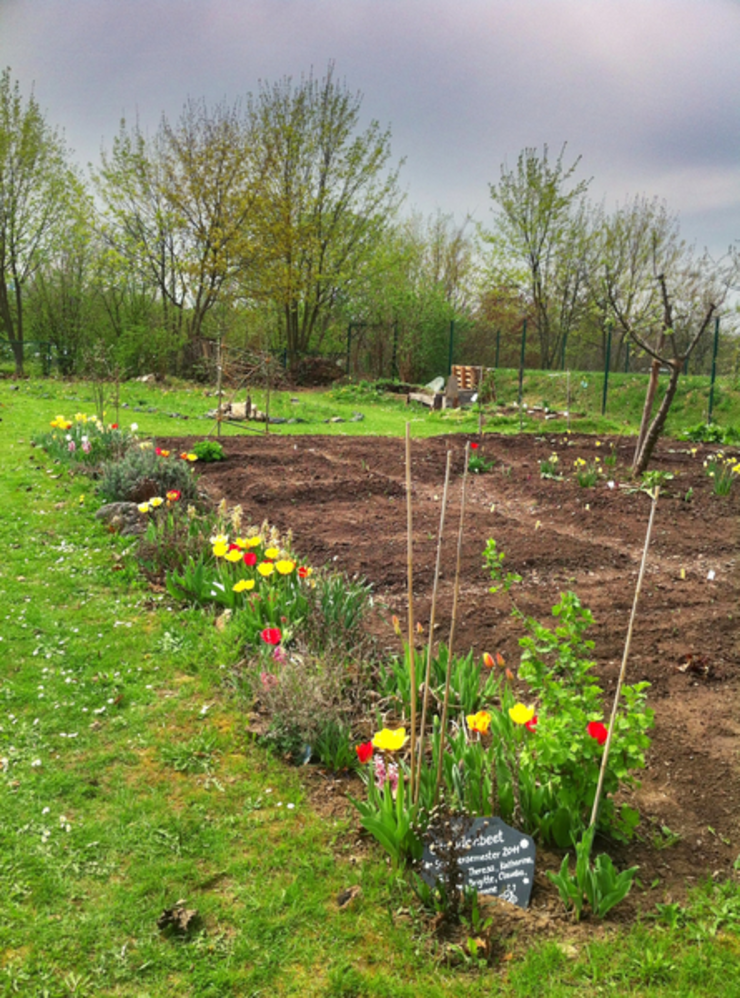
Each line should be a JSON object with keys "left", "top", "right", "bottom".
{"left": 682, "top": 422, "right": 740, "bottom": 444}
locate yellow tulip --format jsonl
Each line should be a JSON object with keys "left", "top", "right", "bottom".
{"left": 265, "top": 547, "right": 280, "bottom": 559}
{"left": 466, "top": 711, "right": 492, "bottom": 735}
{"left": 233, "top": 579, "right": 255, "bottom": 593}
{"left": 509, "top": 703, "right": 535, "bottom": 725}
{"left": 275, "top": 559, "right": 295, "bottom": 575}
{"left": 372, "top": 727, "right": 408, "bottom": 752}
{"left": 212, "top": 541, "right": 229, "bottom": 558}
{"left": 257, "top": 562, "right": 274, "bottom": 577}
{"left": 225, "top": 549, "right": 243, "bottom": 562}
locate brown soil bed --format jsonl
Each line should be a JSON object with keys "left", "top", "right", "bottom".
{"left": 168, "top": 429, "right": 740, "bottom": 918}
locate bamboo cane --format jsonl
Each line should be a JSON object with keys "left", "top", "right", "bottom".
{"left": 414, "top": 449, "right": 452, "bottom": 805}
{"left": 588, "top": 487, "right": 660, "bottom": 837}
{"left": 434, "top": 443, "right": 471, "bottom": 803}
{"left": 405, "top": 423, "right": 417, "bottom": 796}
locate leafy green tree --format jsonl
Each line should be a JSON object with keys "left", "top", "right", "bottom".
{"left": 247, "top": 63, "right": 403, "bottom": 367}
{"left": 93, "top": 99, "right": 262, "bottom": 370}
{"left": 0, "top": 68, "right": 82, "bottom": 375}
{"left": 487, "top": 144, "right": 593, "bottom": 369}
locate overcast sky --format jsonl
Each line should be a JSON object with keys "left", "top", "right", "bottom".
{"left": 2, "top": 0, "right": 739, "bottom": 254}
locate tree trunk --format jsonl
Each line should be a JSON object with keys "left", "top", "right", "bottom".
{"left": 632, "top": 358, "right": 660, "bottom": 471}
{"left": 0, "top": 283, "right": 24, "bottom": 377}
{"left": 633, "top": 361, "right": 682, "bottom": 477}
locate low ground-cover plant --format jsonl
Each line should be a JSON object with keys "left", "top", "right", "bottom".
{"left": 98, "top": 442, "right": 201, "bottom": 504}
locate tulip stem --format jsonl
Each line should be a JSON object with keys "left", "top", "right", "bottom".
{"left": 414, "top": 448, "right": 452, "bottom": 805}
{"left": 588, "top": 487, "right": 659, "bottom": 839}
{"left": 405, "top": 423, "right": 417, "bottom": 798}
{"left": 434, "top": 442, "right": 470, "bottom": 804}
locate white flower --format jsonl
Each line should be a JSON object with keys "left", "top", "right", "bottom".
{"left": 31, "top": 759, "right": 41, "bottom": 767}
{"left": 130, "top": 422, "right": 138, "bottom": 432}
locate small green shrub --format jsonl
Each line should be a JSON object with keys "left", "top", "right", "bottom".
{"left": 192, "top": 439, "right": 225, "bottom": 462}
{"left": 98, "top": 444, "right": 200, "bottom": 504}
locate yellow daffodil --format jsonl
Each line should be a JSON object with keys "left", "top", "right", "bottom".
{"left": 233, "top": 579, "right": 255, "bottom": 592}
{"left": 372, "top": 727, "right": 408, "bottom": 752}
{"left": 150, "top": 496, "right": 164, "bottom": 508}
{"left": 212, "top": 541, "right": 229, "bottom": 558}
{"left": 264, "top": 547, "right": 280, "bottom": 559}
{"left": 275, "top": 559, "right": 295, "bottom": 575}
{"left": 509, "top": 703, "right": 535, "bottom": 726}
{"left": 225, "top": 549, "right": 243, "bottom": 563}
{"left": 466, "top": 710, "right": 492, "bottom": 735}
{"left": 257, "top": 562, "right": 274, "bottom": 577}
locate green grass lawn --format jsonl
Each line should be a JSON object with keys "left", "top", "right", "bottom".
{"left": 2, "top": 376, "right": 740, "bottom": 996}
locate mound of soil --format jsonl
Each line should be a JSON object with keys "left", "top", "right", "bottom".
{"left": 170, "top": 429, "right": 740, "bottom": 910}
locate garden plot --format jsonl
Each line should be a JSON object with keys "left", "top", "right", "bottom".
{"left": 169, "top": 429, "right": 740, "bottom": 903}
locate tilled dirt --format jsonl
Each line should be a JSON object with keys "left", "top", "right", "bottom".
{"left": 170, "top": 428, "right": 740, "bottom": 908}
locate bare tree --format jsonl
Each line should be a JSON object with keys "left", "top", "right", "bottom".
{"left": 603, "top": 211, "right": 737, "bottom": 474}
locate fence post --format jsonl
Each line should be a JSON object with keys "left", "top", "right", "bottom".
{"left": 560, "top": 331, "right": 568, "bottom": 371}
{"left": 518, "top": 319, "right": 527, "bottom": 412}
{"left": 601, "top": 321, "right": 613, "bottom": 416}
{"left": 707, "top": 316, "right": 720, "bottom": 423}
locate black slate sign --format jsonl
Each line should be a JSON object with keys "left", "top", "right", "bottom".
{"left": 421, "top": 816, "right": 536, "bottom": 909}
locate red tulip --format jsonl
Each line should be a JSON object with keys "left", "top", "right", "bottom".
{"left": 261, "top": 627, "right": 282, "bottom": 645}
{"left": 243, "top": 552, "right": 257, "bottom": 567}
{"left": 355, "top": 741, "right": 373, "bottom": 765}
{"left": 525, "top": 715, "right": 538, "bottom": 733}
{"left": 471, "top": 442, "right": 479, "bottom": 450}
{"left": 587, "top": 721, "right": 608, "bottom": 746}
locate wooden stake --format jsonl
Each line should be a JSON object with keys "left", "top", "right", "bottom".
{"left": 216, "top": 336, "right": 223, "bottom": 439}
{"left": 434, "top": 442, "right": 470, "bottom": 803}
{"left": 405, "top": 423, "right": 417, "bottom": 796}
{"left": 414, "top": 448, "right": 452, "bottom": 805}
{"left": 588, "top": 487, "right": 659, "bottom": 835}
